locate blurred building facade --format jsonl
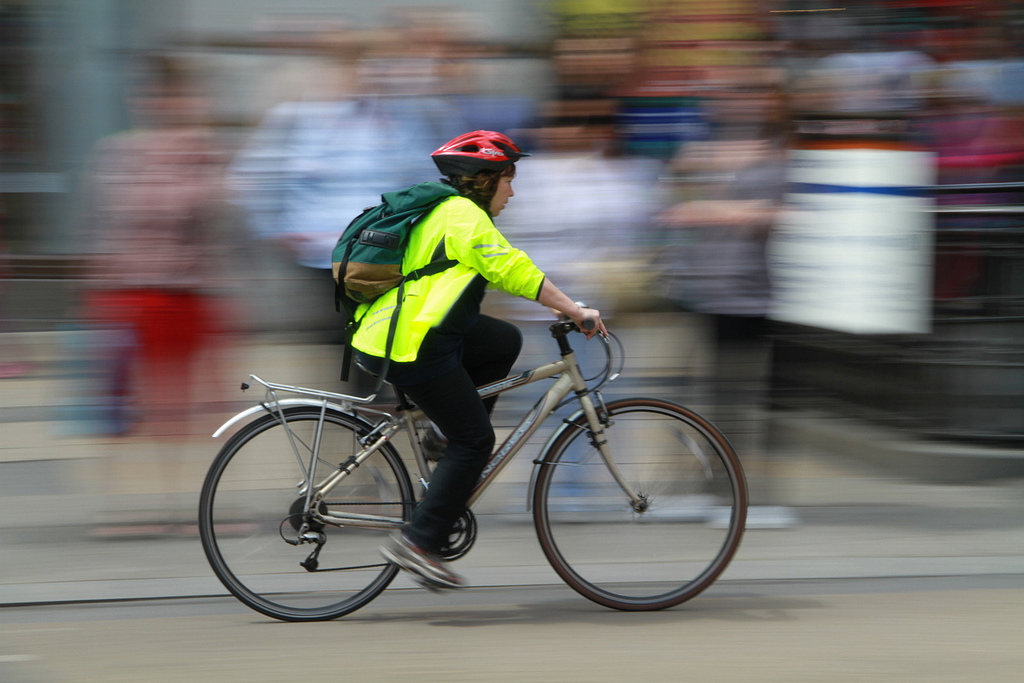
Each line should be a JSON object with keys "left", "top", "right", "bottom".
{"left": 2, "top": 0, "right": 1024, "bottom": 460}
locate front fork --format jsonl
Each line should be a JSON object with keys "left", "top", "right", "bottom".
{"left": 578, "top": 392, "right": 649, "bottom": 512}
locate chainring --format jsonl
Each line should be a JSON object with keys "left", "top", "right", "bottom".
{"left": 439, "top": 508, "right": 477, "bottom": 561}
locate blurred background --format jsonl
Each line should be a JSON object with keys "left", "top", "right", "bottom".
{"left": 2, "top": 0, "right": 1024, "bottom": 582}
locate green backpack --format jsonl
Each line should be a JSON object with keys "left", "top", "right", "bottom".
{"left": 332, "top": 181, "right": 459, "bottom": 304}
{"left": 331, "top": 181, "right": 460, "bottom": 383}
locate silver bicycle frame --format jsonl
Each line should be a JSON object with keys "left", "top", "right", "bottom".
{"left": 211, "top": 345, "right": 640, "bottom": 532}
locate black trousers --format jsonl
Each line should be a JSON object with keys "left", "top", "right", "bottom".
{"left": 397, "top": 314, "right": 522, "bottom": 553}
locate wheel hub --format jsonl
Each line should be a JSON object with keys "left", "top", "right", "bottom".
{"left": 287, "top": 497, "right": 327, "bottom": 534}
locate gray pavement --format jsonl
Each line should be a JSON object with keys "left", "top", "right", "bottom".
{"left": 2, "top": 318, "right": 1024, "bottom": 608}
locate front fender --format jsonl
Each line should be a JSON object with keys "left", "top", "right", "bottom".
{"left": 211, "top": 398, "right": 356, "bottom": 438}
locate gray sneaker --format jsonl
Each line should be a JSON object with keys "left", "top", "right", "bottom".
{"left": 380, "top": 533, "right": 466, "bottom": 590}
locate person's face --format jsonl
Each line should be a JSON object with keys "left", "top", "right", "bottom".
{"left": 489, "top": 173, "right": 515, "bottom": 217}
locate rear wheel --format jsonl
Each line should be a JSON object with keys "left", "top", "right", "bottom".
{"left": 199, "top": 407, "right": 413, "bottom": 621}
{"left": 533, "top": 398, "right": 747, "bottom": 610}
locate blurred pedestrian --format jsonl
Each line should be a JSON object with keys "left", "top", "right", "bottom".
{"left": 226, "top": 27, "right": 464, "bottom": 354}
{"left": 658, "top": 83, "right": 790, "bottom": 456}
{"left": 0, "top": 198, "right": 31, "bottom": 379}
{"left": 81, "top": 54, "right": 233, "bottom": 522}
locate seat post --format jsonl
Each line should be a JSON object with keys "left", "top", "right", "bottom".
{"left": 393, "top": 387, "right": 415, "bottom": 412}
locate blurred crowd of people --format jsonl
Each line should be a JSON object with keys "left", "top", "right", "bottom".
{"left": 54, "top": 1, "right": 1024, "bottom": 509}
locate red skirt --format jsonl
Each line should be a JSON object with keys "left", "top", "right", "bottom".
{"left": 86, "top": 288, "right": 214, "bottom": 365}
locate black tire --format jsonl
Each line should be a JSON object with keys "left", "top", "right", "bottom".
{"left": 199, "top": 407, "right": 413, "bottom": 621}
{"left": 533, "top": 398, "right": 747, "bottom": 611}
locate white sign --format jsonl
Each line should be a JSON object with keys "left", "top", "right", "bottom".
{"left": 768, "top": 148, "right": 936, "bottom": 334}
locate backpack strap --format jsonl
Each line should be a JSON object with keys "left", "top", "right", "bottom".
{"left": 404, "top": 257, "right": 458, "bottom": 283}
{"left": 336, "top": 239, "right": 362, "bottom": 383}
{"left": 338, "top": 300, "right": 364, "bottom": 383}
{"left": 362, "top": 240, "right": 457, "bottom": 394}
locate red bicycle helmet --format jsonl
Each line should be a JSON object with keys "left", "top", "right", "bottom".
{"left": 431, "top": 130, "right": 529, "bottom": 177}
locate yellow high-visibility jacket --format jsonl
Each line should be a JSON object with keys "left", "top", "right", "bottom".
{"left": 350, "top": 195, "right": 546, "bottom": 362}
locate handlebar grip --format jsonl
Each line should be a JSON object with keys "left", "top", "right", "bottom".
{"left": 582, "top": 319, "right": 596, "bottom": 331}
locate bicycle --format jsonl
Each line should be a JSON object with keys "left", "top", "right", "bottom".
{"left": 198, "top": 318, "right": 748, "bottom": 621}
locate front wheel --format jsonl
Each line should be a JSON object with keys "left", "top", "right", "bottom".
{"left": 199, "top": 407, "right": 414, "bottom": 621}
{"left": 533, "top": 398, "right": 747, "bottom": 611}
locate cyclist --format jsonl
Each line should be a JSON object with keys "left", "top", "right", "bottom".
{"left": 351, "top": 130, "right": 606, "bottom": 589}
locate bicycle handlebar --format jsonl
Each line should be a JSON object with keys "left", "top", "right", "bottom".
{"left": 550, "top": 319, "right": 593, "bottom": 337}
{"left": 561, "top": 301, "right": 597, "bottom": 334}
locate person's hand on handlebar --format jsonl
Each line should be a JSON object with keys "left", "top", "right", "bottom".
{"left": 571, "top": 305, "right": 606, "bottom": 340}
{"left": 536, "top": 278, "right": 607, "bottom": 340}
